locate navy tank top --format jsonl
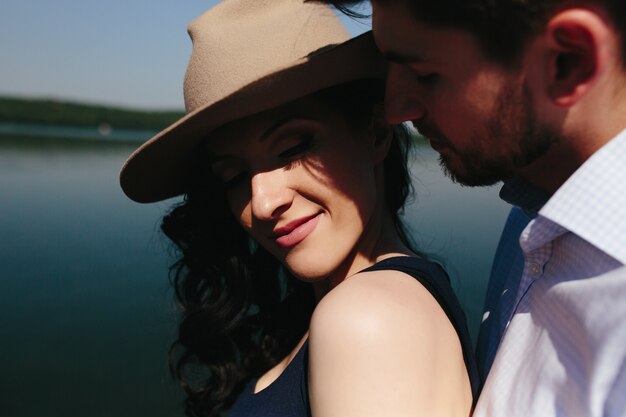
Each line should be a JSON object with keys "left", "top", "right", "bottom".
{"left": 229, "top": 257, "right": 480, "bottom": 417}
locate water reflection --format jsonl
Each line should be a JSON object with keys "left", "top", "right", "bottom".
{"left": 406, "top": 148, "right": 510, "bottom": 334}
{"left": 0, "top": 137, "right": 182, "bottom": 417}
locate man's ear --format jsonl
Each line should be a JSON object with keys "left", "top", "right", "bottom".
{"left": 545, "top": 9, "right": 612, "bottom": 107}
{"left": 370, "top": 103, "right": 393, "bottom": 164}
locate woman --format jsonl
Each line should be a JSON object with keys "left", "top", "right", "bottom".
{"left": 120, "top": 1, "right": 478, "bottom": 416}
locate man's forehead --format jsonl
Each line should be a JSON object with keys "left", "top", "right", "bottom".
{"left": 373, "top": 9, "right": 472, "bottom": 61}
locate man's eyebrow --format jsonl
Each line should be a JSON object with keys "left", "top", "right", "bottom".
{"left": 383, "top": 51, "right": 424, "bottom": 64}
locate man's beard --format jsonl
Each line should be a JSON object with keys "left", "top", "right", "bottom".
{"left": 436, "top": 82, "right": 559, "bottom": 187}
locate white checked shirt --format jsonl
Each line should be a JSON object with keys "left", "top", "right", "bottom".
{"left": 474, "top": 129, "right": 626, "bottom": 417}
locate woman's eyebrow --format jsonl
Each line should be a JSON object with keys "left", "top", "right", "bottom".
{"left": 209, "top": 115, "right": 317, "bottom": 164}
{"left": 259, "top": 115, "right": 314, "bottom": 142}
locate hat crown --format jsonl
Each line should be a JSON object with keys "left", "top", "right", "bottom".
{"left": 183, "top": 0, "right": 348, "bottom": 113}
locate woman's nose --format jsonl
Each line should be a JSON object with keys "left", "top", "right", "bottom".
{"left": 250, "top": 169, "right": 293, "bottom": 221}
{"left": 385, "top": 63, "right": 427, "bottom": 125}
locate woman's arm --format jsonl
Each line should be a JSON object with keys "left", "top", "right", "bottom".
{"left": 309, "top": 269, "right": 472, "bottom": 417}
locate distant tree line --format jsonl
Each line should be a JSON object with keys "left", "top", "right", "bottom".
{"left": 0, "top": 96, "right": 185, "bottom": 131}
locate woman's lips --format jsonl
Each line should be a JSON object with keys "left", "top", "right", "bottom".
{"left": 273, "top": 213, "right": 321, "bottom": 248}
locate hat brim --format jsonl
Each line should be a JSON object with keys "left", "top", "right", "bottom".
{"left": 120, "top": 32, "right": 386, "bottom": 203}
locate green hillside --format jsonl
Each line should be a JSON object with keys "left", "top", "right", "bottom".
{"left": 0, "top": 96, "right": 185, "bottom": 130}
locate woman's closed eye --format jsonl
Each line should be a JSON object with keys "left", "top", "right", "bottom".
{"left": 277, "top": 135, "right": 314, "bottom": 171}
{"left": 212, "top": 134, "right": 314, "bottom": 187}
{"left": 223, "top": 171, "right": 248, "bottom": 188}
{"left": 278, "top": 135, "right": 313, "bottom": 159}
{"left": 211, "top": 163, "right": 248, "bottom": 189}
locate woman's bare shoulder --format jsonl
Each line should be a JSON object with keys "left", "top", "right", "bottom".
{"left": 311, "top": 267, "right": 449, "bottom": 338}
{"left": 308, "top": 267, "right": 472, "bottom": 417}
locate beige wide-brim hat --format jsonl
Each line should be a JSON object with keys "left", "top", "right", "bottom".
{"left": 120, "top": 0, "right": 386, "bottom": 203}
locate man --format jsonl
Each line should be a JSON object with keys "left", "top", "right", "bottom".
{"left": 323, "top": 1, "right": 626, "bottom": 415}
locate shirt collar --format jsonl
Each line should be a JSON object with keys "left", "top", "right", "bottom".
{"left": 539, "top": 128, "right": 626, "bottom": 264}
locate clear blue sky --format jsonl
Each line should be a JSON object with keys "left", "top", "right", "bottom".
{"left": 0, "top": 0, "right": 371, "bottom": 110}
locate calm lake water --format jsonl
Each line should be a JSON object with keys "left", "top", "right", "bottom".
{"left": 0, "top": 134, "right": 509, "bottom": 417}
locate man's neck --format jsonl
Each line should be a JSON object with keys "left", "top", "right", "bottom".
{"left": 518, "top": 140, "right": 585, "bottom": 194}
{"left": 521, "top": 106, "right": 626, "bottom": 193}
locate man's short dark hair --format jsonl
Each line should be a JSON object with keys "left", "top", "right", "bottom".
{"left": 325, "top": 0, "right": 626, "bottom": 67}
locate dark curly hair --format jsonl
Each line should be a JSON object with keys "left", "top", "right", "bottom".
{"left": 161, "top": 79, "right": 417, "bottom": 417}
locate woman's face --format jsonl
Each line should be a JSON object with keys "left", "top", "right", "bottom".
{"left": 205, "top": 95, "right": 387, "bottom": 281}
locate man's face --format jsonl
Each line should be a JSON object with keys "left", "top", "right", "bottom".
{"left": 372, "top": 1, "right": 558, "bottom": 186}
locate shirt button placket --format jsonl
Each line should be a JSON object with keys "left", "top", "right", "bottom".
{"left": 528, "top": 261, "right": 542, "bottom": 277}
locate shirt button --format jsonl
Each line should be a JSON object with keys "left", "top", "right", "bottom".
{"left": 528, "top": 262, "right": 542, "bottom": 276}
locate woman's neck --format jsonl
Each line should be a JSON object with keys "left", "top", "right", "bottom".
{"left": 313, "top": 209, "right": 415, "bottom": 301}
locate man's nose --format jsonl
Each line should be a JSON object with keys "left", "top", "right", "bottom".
{"left": 385, "top": 63, "right": 427, "bottom": 125}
